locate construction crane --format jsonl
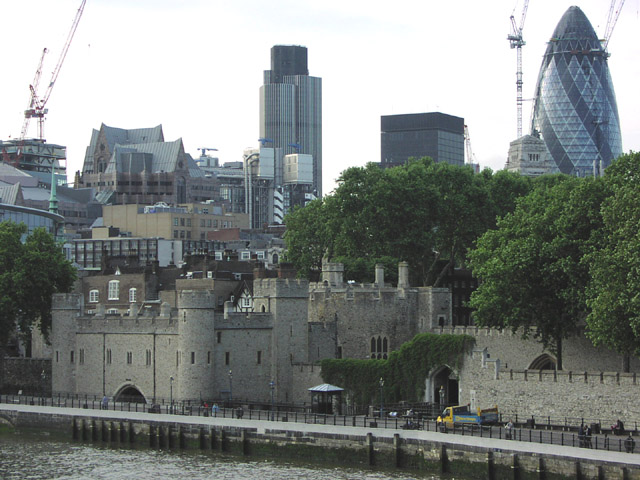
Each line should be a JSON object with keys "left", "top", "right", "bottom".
{"left": 20, "top": 48, "right": 48, "bottom": 140}
{"left": 23, "top": 0, "right": 86, "bottom": 142}
{"left": 464, "top": 125, "right": 478, "bottom": 171}
{"left": 602, "top": 0, "right": 625, "bottom": 54}
{"left": 197, "top": 147, "right": 218, "bottom": 157}
{"left": 507, "top": 0, "right": 529, "bottom": 139}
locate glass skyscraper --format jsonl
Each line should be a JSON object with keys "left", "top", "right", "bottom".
{"left": 260, "top": 46, "right": 322, "bottom": 196}
{"left": 530, "top": 6, "right": 622, "bottom": 176}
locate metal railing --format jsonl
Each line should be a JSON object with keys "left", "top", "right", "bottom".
{"left": 1, "top": 393, "right": 637, "bottom": 454}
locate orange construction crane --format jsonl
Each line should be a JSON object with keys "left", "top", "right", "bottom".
{"left": 23, "top": 0, "right": 86, "bottom": 142}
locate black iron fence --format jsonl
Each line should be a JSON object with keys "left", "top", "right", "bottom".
{"left": 1, "top": 393, "right": 637, "bottom": 454}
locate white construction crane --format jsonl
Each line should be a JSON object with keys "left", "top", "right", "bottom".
{"left": 507, "top": 0, "right": 529, "bottom": 139}
{"left": 464, "top": 125, "right": 478, "bottom": 171}
{"left": 603, "top": 0, "right": 625, "bottom": 54}
{"left": 23, "top": 0, "right": 86, "bottom": 141}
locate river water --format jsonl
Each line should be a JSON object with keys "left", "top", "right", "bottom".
{"left": 0, "top": 431, "right": 441, "bottom": 480}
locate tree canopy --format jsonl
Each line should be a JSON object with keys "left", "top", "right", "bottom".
{"left": 585, "top": 152, "right": 640, "bottom": 364}
{"left": 0, "top": 222, "right": 76, "bottom": 351}
{"left": 284, "top": 159, "right": 532, "bottom": 284}
{"left": 467, "top": 175, "right": 607, "bottom": 369}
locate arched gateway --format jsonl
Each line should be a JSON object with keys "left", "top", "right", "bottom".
{"left": 425, "top": 365, "right": 459, "bottom": 406}
{"left": 114, "top": 385, "right": 146, "bottom": 403}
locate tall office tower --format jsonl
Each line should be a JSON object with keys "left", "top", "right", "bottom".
{"left": 530, "top": 6, "right": 622, "bottom": 176}
{"left": 260, "top": 45, "right": 322, "bottom": 196}
{"left": 380, "top": 112, "right": 465, "bottom": 168}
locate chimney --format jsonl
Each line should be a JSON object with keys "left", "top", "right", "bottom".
{"left": 397, "top": 261, "right": 409, "bottom": 289}
{"left": 375, "top": 264, "right": 384, "bottom": 287}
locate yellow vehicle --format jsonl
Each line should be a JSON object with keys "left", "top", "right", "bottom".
{"left": 436, "top": 405, "right": 499, "bottom": 426}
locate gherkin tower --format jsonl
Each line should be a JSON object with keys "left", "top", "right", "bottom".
{"left": 530, "top": 6, "right": 622, "bottom": 176}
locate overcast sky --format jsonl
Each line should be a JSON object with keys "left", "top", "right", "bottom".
{"left": 2, "top": 0, "right": 639, "bottom": 194}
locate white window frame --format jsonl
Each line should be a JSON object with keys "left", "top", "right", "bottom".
{"left": 108, "top": 280, "right": 120, "bottom": 300}
{"left": 89, "top": 289, "right": 99, "bottom": 303}
{"left": 129, "top": 287, "right": 137, "bottom": 303}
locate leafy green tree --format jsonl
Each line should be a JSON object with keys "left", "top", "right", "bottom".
{"left": 284, "top": 159, "right": 532, "bottom": 285}
{"left": 0, "top": 222, "right": 76, "bottom": 352}
{"left": 585, "top": 152, "right": 640, "bottom": 370}
{"left": 468, "top": 175, "right": 605, "bottom": 369}
{"left": 283, "top": 199, "right": 331, "bottom": 278}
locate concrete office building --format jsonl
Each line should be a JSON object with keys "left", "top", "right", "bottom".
{"left": 260, "top": 45, "right": 322, "bottom": 196}
{"left": 380, "top": 112, "right": 465, "bottom": 167}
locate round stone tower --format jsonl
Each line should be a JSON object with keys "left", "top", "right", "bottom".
{"left": 177, "top": 290, "right": 216, "bottom": 401}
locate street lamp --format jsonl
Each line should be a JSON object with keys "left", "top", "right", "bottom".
{"left": 269, "top": 380, "right": 275, "bottom": 421}
{"left": 40, "top": 370, "right": 46, "bottom": 406}
{"left": 169, "top": 376, "right": 174, "bottom": 413}
{"left": 379, "top": 377, "right": 384, "bottom": 419}
{"left": 228, "top": 370, "right": 233, "bottom": 402}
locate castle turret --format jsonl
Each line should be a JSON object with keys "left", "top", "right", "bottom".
{"left": 177, "top": 290, "right": 216, "bottom": 401}
{"left": 322, "top": 261, "right": 344, "bottom": 287}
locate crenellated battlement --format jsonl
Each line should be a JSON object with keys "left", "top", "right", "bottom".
{"left": 253, "top": 277, "right": 309, "bottom": 298}
{"left": 74, "top": 314, "right": 179, "bottom": 334}
{"left": 177, "top": 290, "right": 216, "bottom": 309}
{"left": 433, "top": 325, "right": 519, "bottom": 337}
{"left": 52, "top": 293, "right": 83, "bottom": 310}
{"left": 216, "top": 312, "right": 273, "bottom": 330}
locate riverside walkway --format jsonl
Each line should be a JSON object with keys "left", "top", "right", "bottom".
{"left": 2, "top": 402, "right": 640, "bottom": 470}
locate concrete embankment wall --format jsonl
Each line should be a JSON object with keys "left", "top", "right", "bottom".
{"left": 2, "top": 405, "right": 640, "bottom": 480}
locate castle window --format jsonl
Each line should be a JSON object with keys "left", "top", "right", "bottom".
{"left": 257, "top": 351, "right": 262, "bottom": 365}
{"left": 106, "top": 349, "right": 112, "bottom": 365}
{"left": 146, "top": 350, "right": 151, "bottom": 366}
{"left": 370, "top": 335, "right": 389, "bottom": 359}
{"left": 89, "top": 289, "right": 99, "bottom": 303}
{"left": 56, "top": 351, "right": 59, "bottom": 363}
{"left": 108, "top": 280, "right": 120, "bottom": 300}
{"left": 191, "top": 352, "right": 195, "bottom": 364}
{"left": 126, "top": 352, "right": 132, "bottom": 364}
{"left": 225, "top": 352, "right": 230, "bottom": 365}
{"left": 176, "top": 351, "right": 180, "bottom": 366}
{"left": 217, "top": 332, "right": 222, "bottom": 344}
{"left": 241, "top": 251, "right": 250, "bottom": 260}
{"left": 207, "top": 351, "right": 211, "bottom": 364}
{"left": 79, "top": 349, "right": 85, "bottom": 365}
{"left": 129, "top": 288, "right": 137, "bottom": 303}
{"left": 70, "top": 351, "right": 75, "bottom": 363}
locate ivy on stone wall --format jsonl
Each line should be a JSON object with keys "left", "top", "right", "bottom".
{"left": 320, "top": 333, "right": 474, "bottom": 405}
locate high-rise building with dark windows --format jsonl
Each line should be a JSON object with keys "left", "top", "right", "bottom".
{"left": 530, "top": 6, "right": 622, "bottom": 176}
{"left": 260, "top": 45, "right": 322, "bottom": 196}
{"left": 380, "top": 112, "right": 465, "bottom": 168}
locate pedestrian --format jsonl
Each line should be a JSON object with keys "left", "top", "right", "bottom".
{"left": 505, "top": 419, "right": 514, "bottom": 440}
{"left": 212, "top": 403, "right": 219, "bottom": 415}
{"left": 584, "top": 425, "right": 592, "bottom": 448}
{"left": 101, "top": 395, "right": 108, "bottom": 410}
{"left": 578, "top": 423, "right": 585, "bottom": 447}
{"left": 625, "top": 434, "right": 636, "bottom": 453}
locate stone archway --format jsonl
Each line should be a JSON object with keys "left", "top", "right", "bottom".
{"left": 114, "top": 384, "right": 146, "bottom": 403}
{"left": 529, "top": 354, "right": 557, "bottom": 370}
{"left": 425, "top": 365, "right": 459, "bottom": 406}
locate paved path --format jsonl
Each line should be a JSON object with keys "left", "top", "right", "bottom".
{"left": 3, "top": 403, "right": 640, "bottom": 468}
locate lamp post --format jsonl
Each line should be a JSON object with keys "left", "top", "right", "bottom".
{"left": 40, "top": 369, "right": 46, "bottom": 406}
{"left": 379, "top": 377, "right": 384, "bottom": 419}
{"left": 228, "top": 370, "right": 233, "bottom": 402}
{"left": 169, "top": 376, "right": 174, "bottom": 413}
{"left": 269, "top": 380, "right": 275, "bottom": 421}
